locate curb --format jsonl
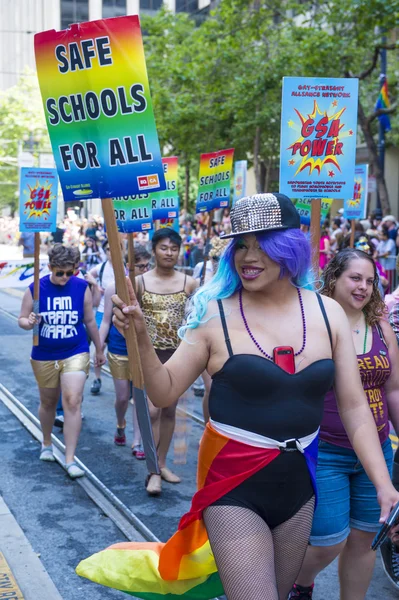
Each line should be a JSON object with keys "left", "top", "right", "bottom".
{"left": 0, "top": 496, "right": 63, "bottom": 600}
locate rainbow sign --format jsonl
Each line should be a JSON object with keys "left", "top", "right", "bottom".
{"left": 152, "top": 157, "right": 179, "bottom": 221}
{"left": 196, "top": 148, "right": 234, "bottom": 213}
{"left": 113, "top": 195, "right": 153, "bottom": 233}
{"left": 232, "top": 160, "right": 247, "bottom": 205}
{"left": 344, "top": 164, "right": 368, "bottom": 221}
{"left": 19, "top": 167, "right": 58, "bottom": 232}
{"left": 34, "top": 16, "right": 165, "bottom": 201}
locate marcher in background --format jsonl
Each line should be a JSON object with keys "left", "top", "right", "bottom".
{"left": 135, "top": 228, "right": 198, "bottom": 495}
{"left": 377, "top": 227, "right": 396, "bottom": 291}
{"left": 352, "top": 235, "right": 388, "bottom": 297}
{"left": 319, "top": 227, "right": 331, "bottom": 271}
{"left": 290, "top": 248, "right": 399, "bottom": 600}
{"left": 19, "top": 231, "right": 35, "bottom": 258}
{"left": 81, "top": 237, "right": 103, "bottom": 269}
{"left": 18, "top": 244, "right": 105, "bottom": 478}
{"left": 330, "top": 218, "right": 343, "bottom": 254}
{"left": 381, "top": 215, "right": 398, "bottom": 243}
{"left": 54, "top": 249, "right": 102, "bottom": 428}
{"left": 384, "top": 255, "right": 399, "bottom": 314}
{"left": 88, "top": 240, "right": 115, "bottom": 395}
{"left": 98, "top": 246, "right": 151, "bottom": 459}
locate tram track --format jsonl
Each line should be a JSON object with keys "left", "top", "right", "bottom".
{"left": 0, "top": 381, "right": 158, "bottom": 543}
{"left": 0, "top": 296, "right": 206, "bottom": 529}
{"left": 0, "top": 297, "right": 223, "bottom": 599}
{"left": 0, "top": 379, "right": 224, "bottom": 600}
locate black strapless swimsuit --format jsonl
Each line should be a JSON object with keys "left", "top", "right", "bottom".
{"left": 208, "top": 294, "right": 335, "bottom": 529}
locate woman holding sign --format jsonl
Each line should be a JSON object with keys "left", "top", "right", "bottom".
{"left": 18, "top": 244, "right": 106, "bottom": 479}
{"left": 78, "top": 195, "right": 399, "bottom": 600}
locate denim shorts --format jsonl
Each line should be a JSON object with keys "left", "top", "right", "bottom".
{"left": 309, "top": 438, "right": 393, "bottom": 546}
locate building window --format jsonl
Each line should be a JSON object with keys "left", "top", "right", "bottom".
{"left": 139, "top": 0, "right": 163, "bottom": 10}
{"left": 61, "top": 0, "right": 89, "bottom": 29}
{"left": 176, "top": 0, "right": 199, "bottom": 12}
{"left": 103, "top": 0, "right": 127, "bottom": 18}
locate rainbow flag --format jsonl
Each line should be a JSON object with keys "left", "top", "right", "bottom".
{"left": 77, "top": 423, "right": 318, "bottom": 599}
{"left": 375, "top": 80, "right": 391, "bottom": 132}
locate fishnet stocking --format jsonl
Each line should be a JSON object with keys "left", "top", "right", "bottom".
{"left": 203, "top": 496, "right": 315, "bottom": 600}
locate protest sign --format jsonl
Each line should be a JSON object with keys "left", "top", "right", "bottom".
{"left": 292, "top": 198, "right": 333, "bottom": 227}
{"left": 156, "top": 218, "right": 180, "bottom": 233}
{"left": 0, "top": 259, "right": 49, "bottom": 288}
{"left": 34, "top": 15, "right": 165, "bottom": 201}
{"left": 344, "top": 164, "right": 368, "bottom": 220}
{"left": 233, "top": 160, "right": 247, "bottom": 205}
{"left": 280, "top": 77, "right": 358, "bottom": 202}
{"left": 196, "top": 148, "right": 234, "bottom": 213}
{"left": 19, "top": 167, "right": 58, "bottom": 232}
{"left": 36, "top": 16, "right": 161, "bottom": 471}
{"left": 113, "top": 194, "right": 153, "bottom": 233}
{"left": 152, "top": 157, "right": 179, "bottom": 221}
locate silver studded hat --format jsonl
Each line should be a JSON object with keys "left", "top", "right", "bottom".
{"left": 221, "top": 193, "right": 300, "bottom": 239}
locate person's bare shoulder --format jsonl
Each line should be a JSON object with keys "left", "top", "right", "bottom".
{"left": 183, "top": 298, "right": 220, "bottom": 343}
{"left": 185, "top": 274, "right": 199, "bottom": 294}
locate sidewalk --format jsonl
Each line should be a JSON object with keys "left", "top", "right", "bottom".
{"left": 0, "top": 496, "right": 63, "bottom": 600}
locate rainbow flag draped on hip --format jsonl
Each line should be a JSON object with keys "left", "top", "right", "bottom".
{"left": 76, "top": 423, "right": 319, "bottom": 599}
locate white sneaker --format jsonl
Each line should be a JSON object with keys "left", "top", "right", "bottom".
{"left": 40, "top": 445, "right": 55, "bottom": 462}
{"left": 66, "top": 462, "right": 85, "bottom": 479}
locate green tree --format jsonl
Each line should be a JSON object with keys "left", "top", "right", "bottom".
{"left": 288, "top": 0, "right": 399, "bottom": 214}
{"left": 142, "top": 0, "right": 398, "bottom": 211}
{"left": 0, "top": 70, "right": 49, "bottom": 214}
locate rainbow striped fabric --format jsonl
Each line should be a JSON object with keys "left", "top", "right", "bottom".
{"left": 375, "top": 80, "right": 391, "bottom": 132}
{"left": 77, "top": 423, "right": 318, "bottom": 599}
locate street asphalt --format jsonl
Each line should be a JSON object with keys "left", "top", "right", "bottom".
{"left": 0, "top": 284, "right": 398, "bottom": 600}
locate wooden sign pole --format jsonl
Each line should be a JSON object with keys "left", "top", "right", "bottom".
{"left": 127, "top": 232, "right": 136, "bottom": 293}
{"left": 200, "top": 209, "right": 214, "bottom": 287}
{"left": 32, "top": 232, "right": 41, "bottom": 346}
{"left": 101, "top": 198, "right": 159, "bottom": 474}
{"left": 349, "top": 220, "right": 356, "bottom": 248}
{"left": 310, "top": 199, "right": 321, "bottom": 280}
{"left": 102, "top": 199, "right": 143, "bottom": 385}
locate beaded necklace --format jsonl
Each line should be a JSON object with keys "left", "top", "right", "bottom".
{"left": 239, "top": 288, "right": 306, "bottom": 361}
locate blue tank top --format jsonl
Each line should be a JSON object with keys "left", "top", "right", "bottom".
{"left": 30, "top": 275, "right": 89, "bottom": 361}
{"left": 107, "top": 323, "right": 128, "bottom": 356}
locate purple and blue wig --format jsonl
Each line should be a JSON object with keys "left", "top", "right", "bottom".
{"left": 180, "top": 228, "right": 314, "bottom": 337}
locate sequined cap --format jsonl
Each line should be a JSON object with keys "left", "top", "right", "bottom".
{"left": 221, "top": 193, "right": 300, "bottom": 238}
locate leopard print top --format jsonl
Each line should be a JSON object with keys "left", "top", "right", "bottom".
{"left": 141, "top": 276, "right": 187, "bottom": 350}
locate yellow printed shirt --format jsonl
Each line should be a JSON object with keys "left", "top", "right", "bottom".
{"left": 320, "top": 325, "right": 391, "bottom": 448}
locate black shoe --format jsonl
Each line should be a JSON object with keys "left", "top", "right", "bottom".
{"left": 90, "top": 378, "right": 101, "bottom": 395}
{"left": 381, "top": 539, "right": 399, "bottom": 590}
{"left": 54, "top": 414, "right": 64, "bottom": 428}
{"left": 288, "top": 583, "right": 314, "bottom": 599}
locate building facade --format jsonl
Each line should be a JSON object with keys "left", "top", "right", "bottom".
{"left": 0, "top": 0, "right": 211, "bottom": 91}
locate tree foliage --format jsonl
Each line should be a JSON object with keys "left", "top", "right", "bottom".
{"left": 0, "top": 1, "right": 398, "bottom": 213}
{"left": 0, "top": 71, "right": 49, "bottom": 213}
{"left": 142, "top": 0, "right": 398, "bottom": 210}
